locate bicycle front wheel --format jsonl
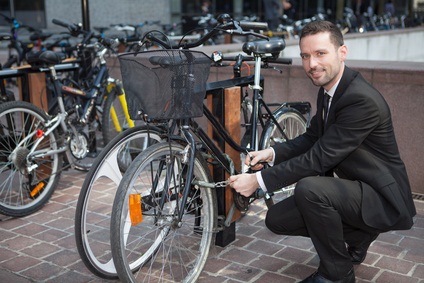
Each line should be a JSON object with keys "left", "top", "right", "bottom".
{"left": 0, "top": 101, "right": 62, "bottom": 217}
{"left": 75, "top": 125, "right": 163, "bottom": 279}
{"left": 110, "top": 141, "right": 217, "bottom": 282}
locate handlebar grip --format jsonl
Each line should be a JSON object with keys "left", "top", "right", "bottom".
{"left": 52, "top": 19, "right": 79, "bottom": 33}
{"left": 52, "top": 19, "right": 71, "bottom": 29}
{"left": 275, "top": 57, "right": 292, "bottom": 65}
{"left": 239, "top": 21, "right": 268, "bottom": 31}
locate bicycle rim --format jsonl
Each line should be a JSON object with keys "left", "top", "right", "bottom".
{"left": 260, "top": 108, "right": 307, "bottom": 149}
{"left": 0, "top": 101, "right": 62, "bottom": 217}
{"left": 75, "top": 126, "right": 163, "bottom": 279}
{"left": 111, "top": 142, "right": 216, "bottom": 282}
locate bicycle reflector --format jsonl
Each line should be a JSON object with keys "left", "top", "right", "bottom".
{"left": 36, "top": 129, "right": 43, "bottom": 138}
{"left": 129, "top": 194, "right": 143, "bottom": 226}
{"left": 30, "top": 182, "right": 45, "bottom": 198}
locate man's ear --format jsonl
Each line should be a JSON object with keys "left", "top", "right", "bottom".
{"left": 339, "top": 44, "right": 348, "bottom": 61}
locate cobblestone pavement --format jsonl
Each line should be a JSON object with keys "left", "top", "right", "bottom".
{"left": 0, "top": 168, "right": 423, "bottom": 283}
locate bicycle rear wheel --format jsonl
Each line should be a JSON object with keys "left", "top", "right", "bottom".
{"left": 75, "top": 125, "right": 163, "bottom": 279}
{"left": 110, "top": 141, "right": 217, "bottom": 282}
{"left": 0, "top": 101, "right": 62, "bottom": 217}
{"left": 260, "top": 107, "right": 307, "bottom": 201}
{"left": 260, "top": 107, "right": 307, "bottom": 149}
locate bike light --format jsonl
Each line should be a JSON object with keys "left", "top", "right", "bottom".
{"left": 129, "top": 194, "right": 143, "bottom": 226}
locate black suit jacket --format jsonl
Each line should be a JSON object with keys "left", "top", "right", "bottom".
{"left": 261, "top": 66, "right": 416, "bottom": 231}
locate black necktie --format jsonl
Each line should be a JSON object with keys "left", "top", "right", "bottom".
{"left": 323, "top": 93, "right": 331, "bottom": 125}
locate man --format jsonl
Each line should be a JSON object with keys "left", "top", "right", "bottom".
{"left": 228, "top": 20, "right": 416, "bottom": 283}
{"left": 263, "top": 0, "right": 281, "bottom": 31}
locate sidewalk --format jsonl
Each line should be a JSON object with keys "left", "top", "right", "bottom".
{"left": 0, "top": 168, "right": 423, "bottom": 282}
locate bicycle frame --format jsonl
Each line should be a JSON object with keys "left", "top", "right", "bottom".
{"left": 106, "top": 78, "right": 134, "bottom": 132}
{"left": 15, "top": 43, "right": 112, "bottom": 169}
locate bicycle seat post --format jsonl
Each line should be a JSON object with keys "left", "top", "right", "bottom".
{"left": 242, "top": 39, "right": 286, "bottom": 150}
{"left": 249, "top": 54, "right": 263, "bottom": 151}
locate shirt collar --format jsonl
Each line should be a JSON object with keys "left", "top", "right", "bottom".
{"left": 325, "top": 77, "right": 342, "bottom": 98}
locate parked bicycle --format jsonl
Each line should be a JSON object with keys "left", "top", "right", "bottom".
{"left": 0, "top": 13, "right": 53, "bottom": 68}
{"left": 74, "top": 13, "right": 310, "bottom": 280}
{"left": 0, "top": 17, "right": 134, "bottom": 217}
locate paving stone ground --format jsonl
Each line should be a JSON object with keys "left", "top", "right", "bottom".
{"left": 0, "top": 168, "right": 423, "bottom": 282}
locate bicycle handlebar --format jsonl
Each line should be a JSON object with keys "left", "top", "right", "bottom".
{"left": 238, "top": 20, "right": 268, "bottom": 31}
{"left": 222, "top": 55, "right": 292, "bottom": 65}
{"left": 143, "top": 13, "right": 269, "bottom": 50}
{"left": 52, "top": 18, "right": 118, "bottom": 50}
{"left": 52, "top": 19, "right": 81, "bottom": 36}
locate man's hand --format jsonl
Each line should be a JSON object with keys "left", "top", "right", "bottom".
{"left": 245, "top": 148, "right": 274, "bottom": 170}
{"left": 228, "top": 173, "right": 259, "bottom": 197}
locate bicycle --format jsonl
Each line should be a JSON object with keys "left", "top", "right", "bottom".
{"left": 75, "top": 13, "right": 306, "bottom": 278}
{"left": 0, "top": 13, "right": 52, "bottom": 68}
{"left": 0, "top": 16, "right": 135, "bottom": 217}
{"left": 48, "top": 18, "right": 139, "bottom": 146}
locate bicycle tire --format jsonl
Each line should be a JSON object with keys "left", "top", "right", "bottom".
{"left": 0, "top": 101, "right": 62, "bottom": 217}
{"left": 259, "top": 107, "right": 307, "bottom": 201}
{"left": 102, "top": 86, "right": 138, "bottom": 146}
{"left": 75, "top": 125, "right": 163, "bottom": 279}
{"left": 110, "top": 141, "right": 217, "bottom": 282}
{"left": 260, "top": 107, "right": 307, "bottom": 149}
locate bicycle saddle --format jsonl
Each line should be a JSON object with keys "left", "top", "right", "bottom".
{"left": 26, "top": 50, "right": 65, "bottom": 67}
{"left": 0, "top": 33, "right": 12, "bottom": 41}
{"left": 29, "top": 32, "right": 53, "bottom": 42}
{"left": 242, "top": 38, "right": 285, "bottom": 57}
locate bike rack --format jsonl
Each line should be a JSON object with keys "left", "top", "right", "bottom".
{"left": 206, "top": 85, "right": 242, "bottom": 247}
{"left": 0, "top": 60, "right": 79, "bottom": 109}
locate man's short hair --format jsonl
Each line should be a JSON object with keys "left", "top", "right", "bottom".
{"left": 300, "top": 21, "right": 344, "bottom": 48}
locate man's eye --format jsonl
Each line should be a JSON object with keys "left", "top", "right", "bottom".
{"left": 301, "top": 54, "right": 310, "bottom": 59}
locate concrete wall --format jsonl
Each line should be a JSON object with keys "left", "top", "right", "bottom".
{"left": 281, "top": 27, "right": 424, "bottom": 62}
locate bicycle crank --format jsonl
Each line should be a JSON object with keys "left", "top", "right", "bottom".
{"left": 69, "top": 132, "right": 89, "bottom": 159}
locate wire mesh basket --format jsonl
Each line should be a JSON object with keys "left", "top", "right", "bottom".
{"left": 118, "top": 49, "right": 211, "bottom": 120}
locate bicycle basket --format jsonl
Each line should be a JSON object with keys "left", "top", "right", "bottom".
{"left": 118, "top": 49, "right": 211, "bottom": 120}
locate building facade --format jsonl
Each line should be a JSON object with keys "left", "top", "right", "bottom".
{"left": 0, "top": 0, "right": 420, "bottom": 33}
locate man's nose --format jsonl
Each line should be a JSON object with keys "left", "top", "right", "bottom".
{"left": 308, "top": 56, "right": 319, "bottom": 69}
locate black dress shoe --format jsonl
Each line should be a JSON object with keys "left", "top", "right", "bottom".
{"left": 299, "top": 268, "right": 355, "bottom": 283}
{"left": 347, "top": 234, "right": 378, "bottom": 264}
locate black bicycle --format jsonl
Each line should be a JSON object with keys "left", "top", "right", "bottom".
{"left": 73, "top": 14, "right": 310, "bottom": 280}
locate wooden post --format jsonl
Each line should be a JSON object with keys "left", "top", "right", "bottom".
{"left": 27, "top": 72, "right": 48, "bottom": 111}
{"left": 206, "top": 86, "right": 242, "bottom": 247}
{"left": 223, "top": 86, "right": 242, "bottom": 223}
{"left": 17, "top": 70, "right": 48, "bottom": 112}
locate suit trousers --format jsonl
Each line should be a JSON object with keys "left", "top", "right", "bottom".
{"left": 265, "top": 176, "right": 381, "bottom": 280}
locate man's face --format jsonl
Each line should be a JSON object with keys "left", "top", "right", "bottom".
{"left": 299, "top": 32, "right": 347, "bottom": 91}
